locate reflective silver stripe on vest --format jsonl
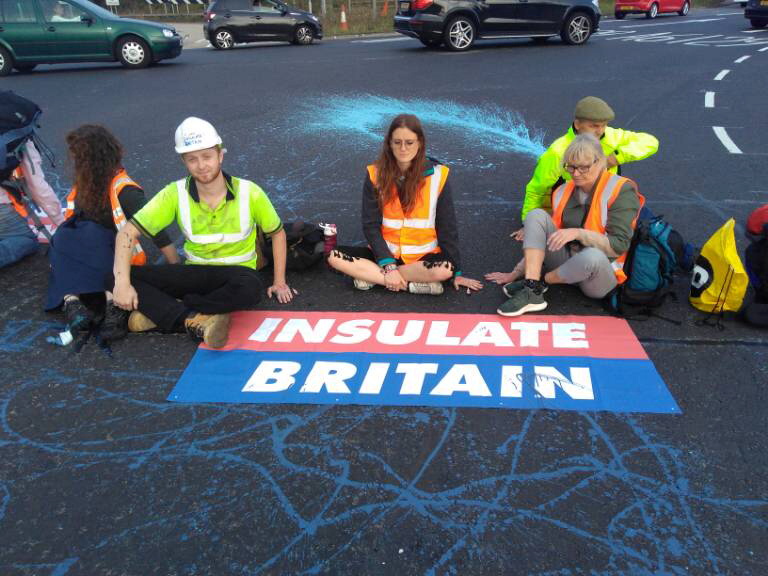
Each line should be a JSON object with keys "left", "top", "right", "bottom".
{"left": 598, "top": 174, "right": 626, "bottom": 226}
{"left": 381, "top": 165, "right": 444, "bottom": 230}
{"left": 176, "top": 177, "right": 253, "bottom": 244}
{"left": 399, "top": 240, "right": 439, "bottom": 255}
{"left": 385, "top": 240, "right": 401, "bottom": 256}
{"left": 185, "top": 250, "right": 256, "bottom": 264}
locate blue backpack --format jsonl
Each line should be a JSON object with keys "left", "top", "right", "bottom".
{"left": 606, "top": 208, "right": 694, "bottom": 316}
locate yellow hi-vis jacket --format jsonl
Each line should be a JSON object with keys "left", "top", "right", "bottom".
{"left": 522, "top": 125, "right": 658, "bottom": 220}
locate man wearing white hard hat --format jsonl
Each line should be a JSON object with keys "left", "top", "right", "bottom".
{"left": 111, "top": 117, "right": 294, "bottom": 349}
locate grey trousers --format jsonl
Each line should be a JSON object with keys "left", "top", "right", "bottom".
{"left": 523, "top": 209, "right": 617, "bottom": 298}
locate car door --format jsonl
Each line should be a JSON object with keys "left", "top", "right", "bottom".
{"left": 478, "top": 0, "right": 523, "bottom": 34}
{"left": 38, "top": 0, "right": 109, "bottom": 59}
{"left": 247, "top": 0, "right": 293, "bottom": 39}
{"left": 0, "top": 0, "right": 49, "bottom": 59}
{"left": 515, "top": 0, "right": 568, "bottom": 33}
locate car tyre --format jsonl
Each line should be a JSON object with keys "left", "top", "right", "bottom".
{"left": 750, "top": 18, "right": 768, "bottom": 28}
{"left": 614, "top": 11, "right": 626, "bottom": 19}
{"left": 0, "top": 46, "right": 13, "bottom": 77}
{"left": 678, "top": 0, "right": 689, "bottom": 15}
{"left": 419, "top": 37, "right": 443, "bottom": 48}
{"left": 561, "top": 12, "right": 593, "bottom": 45}
{"left": 14, "top": 63, "right": 37, "bottom": 73}
{"left": 213, "top": 28, "right": 236, "bottom": 49}
{"left": 646, "top": 2, "right": 658, "bottom": 18}
{"left": 444, "top": 16, "right": 476, "bottom": 51}
{"left": 293, "top": 24, "right": 314, "bottom": 45}
{"left": 116, "top": 36, "right": 151, "bottom": 69}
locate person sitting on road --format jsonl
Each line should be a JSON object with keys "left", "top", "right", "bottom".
{"left": 1, "top": 141, "right": 64, "bottom": 269}
{"left": 45, "top": 125, "right": 179, "bottom": 339}
{"left": 112, "top": 117, "right": 296, "bottom": 349}
{"left": 328, "top": 113, "right": 483, "bottom": 296}
{"left": 487, "top": 96, "right": 657, "bottom": 287}
{"left": 495, "top": 134, "right": 643, "bottom": 317}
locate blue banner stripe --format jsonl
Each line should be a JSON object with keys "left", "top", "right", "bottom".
{"left": 169, "top": 350, "right": 679, "bottom": 414}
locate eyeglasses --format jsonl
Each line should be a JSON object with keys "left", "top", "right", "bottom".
{"left": 391, "top": 139, "right": 418, "bottom": 149}
{"left": 564, "top": 159, "right": 598, "bottom": 175}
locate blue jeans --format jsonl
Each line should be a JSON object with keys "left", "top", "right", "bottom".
{"left": 0, "top": 203, "right": 38, "bottom": 269}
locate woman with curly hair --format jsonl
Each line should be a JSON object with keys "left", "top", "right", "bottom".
{"left": 328, "top": 114, "right": 482, "bottom": 295}
{"left": 45, "top": 125, "right": 178, "bottom": 339}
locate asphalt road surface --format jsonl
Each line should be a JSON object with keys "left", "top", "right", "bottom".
{"left": 1, "top": 7, "right": 767, "bottom": 575}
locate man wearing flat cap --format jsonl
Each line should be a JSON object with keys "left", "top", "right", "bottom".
{"left": 519, "top": 96, "right": 658, "bottom": 222}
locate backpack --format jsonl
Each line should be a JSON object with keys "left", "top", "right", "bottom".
{"left": 0, "top": 91, "right": 42, "bottom": 182}
{"left": 606, "top": 208, "right": 693, "bottom": 317}
{"left": 741, "top": 205, "right": 768, "bottom": 327}
{"left": 258, "top": 221, "right": 325, "bottom": 271}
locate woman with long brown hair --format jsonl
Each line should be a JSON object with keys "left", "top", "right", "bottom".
{"left": 45, "top": 125, "right": 177, "bottom": 339}
{"left": 328, "top": 114, "right": 482, "bottom": 295}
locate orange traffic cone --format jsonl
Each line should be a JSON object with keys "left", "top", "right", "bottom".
{"left": 380, "top": 0, "right": 389, "bottom": 16}
{"left": 340, "top": 5, "right": 349, "bottom": 31}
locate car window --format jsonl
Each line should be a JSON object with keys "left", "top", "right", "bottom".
{"left": 39, "top": 0, "right": 88, "bottom": 23}
{"left": 0, "top": 0, "right": 39, "bottom": 23}
{"left": 253, "top": 0, "right": 282, "bottom": 11}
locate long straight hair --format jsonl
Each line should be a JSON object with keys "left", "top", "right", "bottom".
{"left": 374, "top": 114, "right": 427, "bottom": 214}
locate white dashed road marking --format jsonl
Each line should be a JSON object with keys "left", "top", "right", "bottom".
{"left": 713, "top": 127, "right": 743, "bottom": 154}
{"left": 705, "top": 91, "right": 715, "bottom": 108}
{"left": 734, "top": 55, "right": 751, "bottom": 63}
{"left": 761, "top": 46, "right": 768, "bottom": 51}
{"left": 714, "top": 69, "right": 730, "bottom": 80}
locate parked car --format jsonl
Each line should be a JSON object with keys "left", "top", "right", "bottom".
{"left": 614, "top": 0, "right": 690, "bottom": 19}
{"left": 745, "top": 0, "right": 768, "bottom": 28}
{"left": 204, "top": 0, "right": 322, "bottom": 49}
{"left": 394, "top": 0, "right": 600, "bottom": 51}
{"left": 0, "top": 0, "right": 182, "bottom": 76}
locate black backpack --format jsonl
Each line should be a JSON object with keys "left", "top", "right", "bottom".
{"left": 258, "top": 221, "right": 325, "bottom": 271}
{"left": 741, "top": 213, "right": 768, "bottom": 327}
{"left": 0, "top": 91, "right": 42, "bottom": 182}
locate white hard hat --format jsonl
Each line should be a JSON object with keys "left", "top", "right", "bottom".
{"left": 174, "top": 117, "right": 222, "bottom": 154}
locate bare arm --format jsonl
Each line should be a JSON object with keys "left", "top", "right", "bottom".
{"left": 266, "top": 228, "right": 296, "bottom": 303}
{"left": 161, "top": 243, "right": 180, "bottom": 264}
{"left": 112, "top": 222, "right": 141, "bottom": 310}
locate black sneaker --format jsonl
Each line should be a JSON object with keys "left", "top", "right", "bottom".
{"left": 63, "top": 298, "right": 94, "bottom": 332}
{"left": 100, "top": 301, "right": 129, "bottom": 342}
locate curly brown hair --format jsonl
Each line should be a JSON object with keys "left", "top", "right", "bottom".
{"left": 66, "top": 125, "right": 123, "bottom": 218}
{"left": 374, "top": 114, "right": 427, "bottom": 215}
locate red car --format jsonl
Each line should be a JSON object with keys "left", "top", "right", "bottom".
{"left": 614, "top": 0, "right": 690, "bottom": 18}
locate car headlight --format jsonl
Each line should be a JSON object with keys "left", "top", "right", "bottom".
{"left": 162, "top": 29, "right": 175, "bottom": 38}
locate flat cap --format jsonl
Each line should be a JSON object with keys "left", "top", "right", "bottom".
{"left": 574, "top": 96, "right": 615, "bottom": 122}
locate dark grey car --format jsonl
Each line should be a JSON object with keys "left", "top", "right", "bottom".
{"left": 204, "top": 0, "right": 322, "bottom": 48}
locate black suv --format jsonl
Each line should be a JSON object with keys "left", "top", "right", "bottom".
{"left": 745, "top": 0, "right": 768, "bottom": 28}
{"left": 204, "top": 0, "right": 322, "bottom": 48}
{"left": 394, "top": 0, "right": 600, "bottom": 50}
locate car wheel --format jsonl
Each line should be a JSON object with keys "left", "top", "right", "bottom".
{"left": 678, "top": 0, "right": 689, "bottom": 15}
{"left": 444, "top": 16, "right": 476, "bottom": 51}
{"left": 0, "top": 46, "right": 13, "bottom": 77}
{"left": 419, "top": 37, "right": 443, "bottom": 48}
{"left": 214, "top": 28, "right": 235, "bottom": 49}
{"left": 293, "top": 24, "right": 314, "bottom": 45}
{"left": 614, "top": 11, "right": 626, "bottom": 19}
{"left": 750, "top": 18, "right": 768, "bottom": 28}
{"left": 117, "top": 36, "right": 151, "bottom": 69}
{"left": 646, "top": 2, "right": 658, "bottom": 18}
{"left": 14, "top": 63, "right": 37, "bottom": 73}
{"left": 561, "top": 12, "right": 593, "bottom": 45}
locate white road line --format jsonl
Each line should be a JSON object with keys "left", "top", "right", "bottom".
{"left": 760, "top": 46, "right": 768, "bottom": 51}
{"left": 351, "top": 37, "right": 410, "bottom": 43}
{"left": 620, "top": 17, "right": 724, "bottom": 27}
{"left": 743, "top": 28, "right": 768, "bottom": 33}
{"left": 713, "top": 127, "right": 743, "bottom": 154}
{"left": 705, "top": 91, "right": 715, "bottom": 108}
{"left": 716, "top": 11, "right": 746, "bottom": 15}
{"left": 714, "top": 69, "right": 730, "bottom": 80}
{"left": 734, "top": 55, "right": 751, "bottom": 63}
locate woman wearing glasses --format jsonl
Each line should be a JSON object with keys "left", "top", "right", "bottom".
{"left": 495, "top": 133, "right": 643, "bottom": 317}
{"left": 328, "top": 114, "right": 482, "bottom": 295}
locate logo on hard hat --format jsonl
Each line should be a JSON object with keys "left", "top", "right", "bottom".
{"left": 183, "top": 132, "right": 203, "bottom": 146}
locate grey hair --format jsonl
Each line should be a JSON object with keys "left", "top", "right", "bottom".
{"left": 562, "top": 133, "right": 606, "bottom": 171}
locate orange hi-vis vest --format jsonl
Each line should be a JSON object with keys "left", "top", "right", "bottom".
{"left": 551, "top": 171, "right": 645, "bottom": 284}
{"left": 4, "top": 166, "right": 28, "bottom": 218}
{"left": 65, "top": 169, "right": 147, "bottom": 266}
{"left": 369, "top": 163, "right": 449, "bottom": 264}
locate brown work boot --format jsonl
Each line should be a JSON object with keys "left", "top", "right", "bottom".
{"left": 184, "top": 313, "right": 231, "bottom": 349}
{"left": 128, "top": 311, "right": 157, "bottom": 332}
